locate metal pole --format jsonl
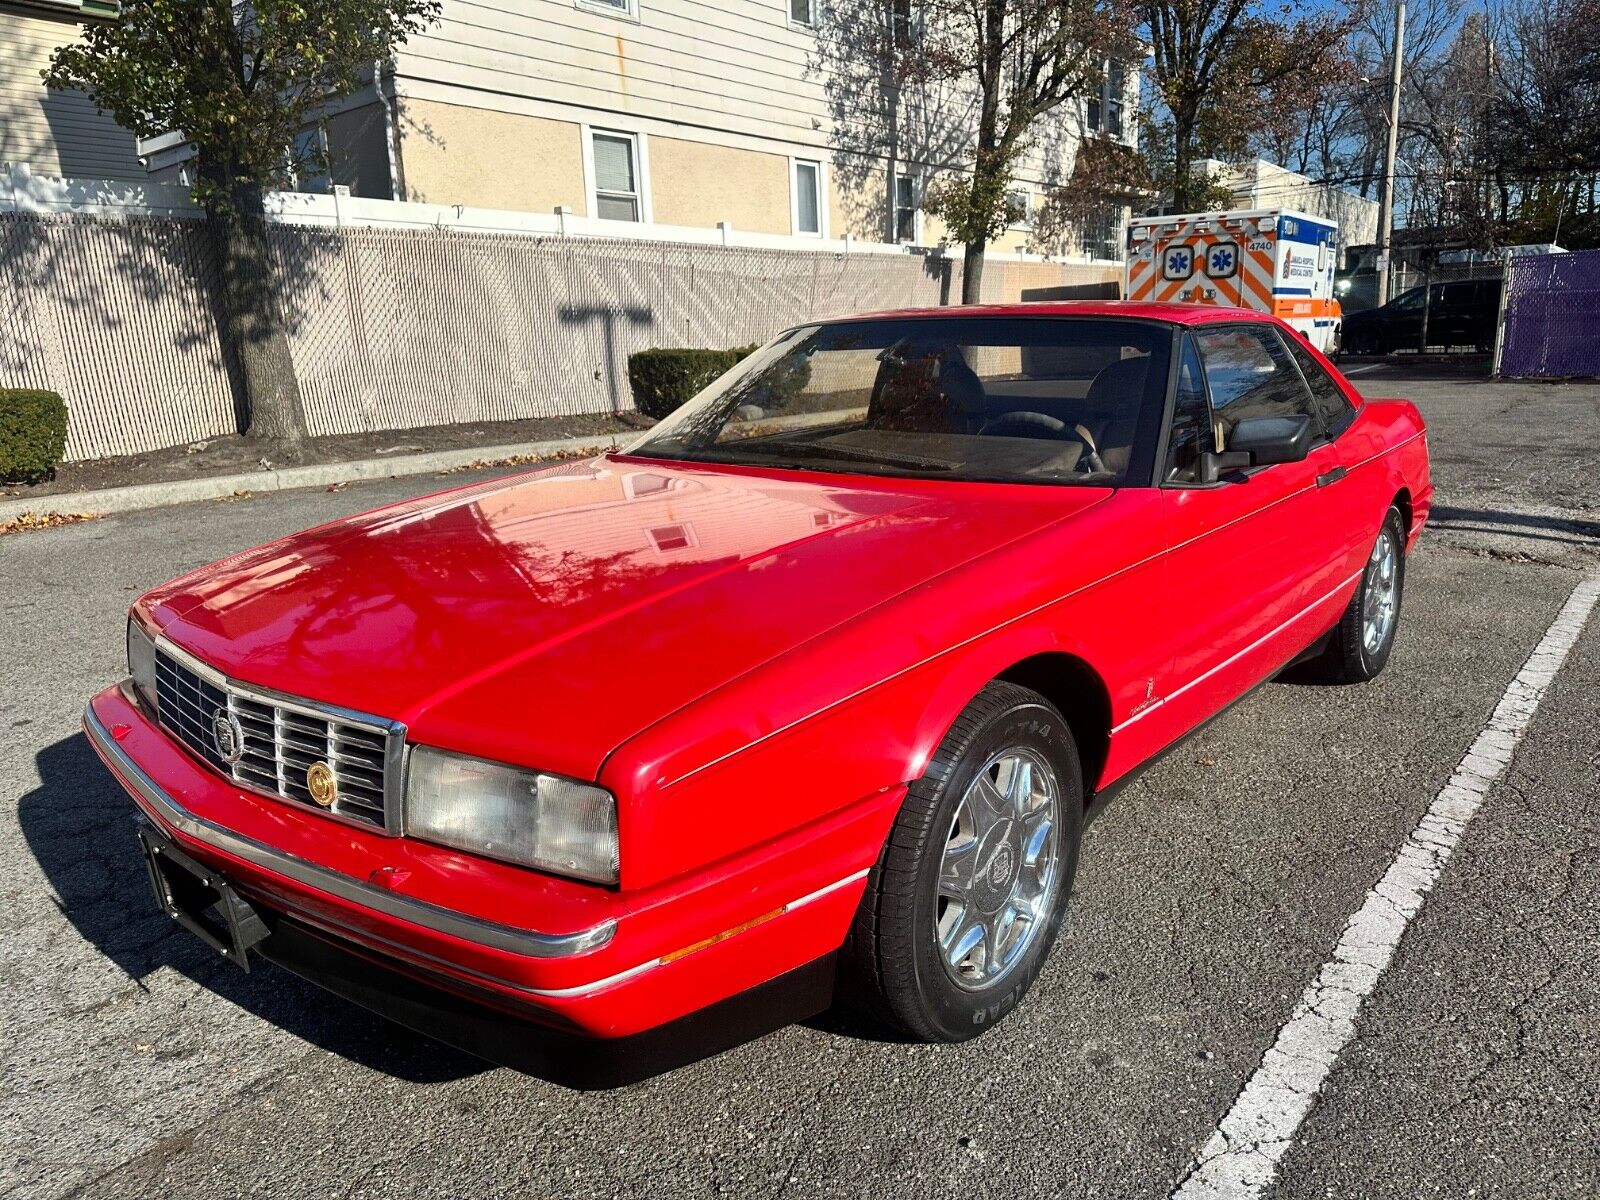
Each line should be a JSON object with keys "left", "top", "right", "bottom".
{"left": 1490, "top": 250, "right": 1511, "bottom": 378}
{"left": 1376, "top": 0, "right": 1406, "bottom": 306}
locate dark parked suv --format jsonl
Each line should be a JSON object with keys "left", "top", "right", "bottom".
{"left": 1342, "top": 278, "right": 1502, "bottom": 354}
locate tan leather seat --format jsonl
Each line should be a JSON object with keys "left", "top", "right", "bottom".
{"left": 1081, "top": 356, "right": 1151, "bottom": 473}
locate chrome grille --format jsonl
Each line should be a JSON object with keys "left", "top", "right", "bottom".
{"left": 153, "top": 644, "right": 401, "bottom": 832}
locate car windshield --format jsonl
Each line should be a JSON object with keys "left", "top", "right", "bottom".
{"left": 624, "top": 316, "right": 1172, "bottom": 486}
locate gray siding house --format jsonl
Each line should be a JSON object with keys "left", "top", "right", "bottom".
{"left": 0, "top": 0, "right": 142, "bottom": 180}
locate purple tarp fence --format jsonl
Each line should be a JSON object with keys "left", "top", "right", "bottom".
{"left": 1498, "top": 248, "right": 1600, "bottom": 378}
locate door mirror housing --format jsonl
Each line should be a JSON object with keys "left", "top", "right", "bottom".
{"left": 1227, "top": 413, "right": 1314, "bottom": 464}
{"left": 1197, "top": 413, "right": 1314, "bottom": 482}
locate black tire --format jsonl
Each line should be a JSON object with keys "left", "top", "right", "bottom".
{"left": 1324, "top": 507, "right": 1407, "bottom": 683}
{"left": 844, "top": 681, "right": 1083, "bottom": 1042}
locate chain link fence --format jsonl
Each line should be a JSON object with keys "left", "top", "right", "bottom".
{"left": 0, "top": 213, "right": 240, "bottom": 461}
{"left": 1338, "top": 260, "right": 1506, "bottom": 356}
{"left": 1497, "top": 249, "right": 1600, "bottom": 379}
{"left": 1, "top": 210, "right": 1123, "bottom": 461}
{"left": 271, "top": 227, "right": 959, "bottom": 439}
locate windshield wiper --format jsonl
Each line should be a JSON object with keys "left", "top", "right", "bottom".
{"left": 723, "top": 440, "right": 958, "bottom": 471}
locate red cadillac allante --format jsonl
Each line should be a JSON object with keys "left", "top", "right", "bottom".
{"left": 87, "top": 302, "right": 1430, "bottom": 1063}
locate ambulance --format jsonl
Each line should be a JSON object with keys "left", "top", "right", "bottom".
{"left": 1124, "top": 208, "right": 1343, "bottom": 354}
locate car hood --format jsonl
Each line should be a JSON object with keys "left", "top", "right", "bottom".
{"left": 144, "top": 455, "right": 1106, "bottom": 779}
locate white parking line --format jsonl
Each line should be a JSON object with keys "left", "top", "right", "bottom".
{"left": 1171, "top": 570, "right": 1600, "bottom": 1200}
{"left": 1341, "top": 363, "right": 1385, "bottom": 376}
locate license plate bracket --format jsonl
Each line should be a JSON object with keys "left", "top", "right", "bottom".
{"left": 137, "top": 824, "right": 268, "bottom": 971}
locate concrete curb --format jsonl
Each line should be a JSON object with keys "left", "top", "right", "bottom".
{"left": 0, "top": 432, "right": 623, "bottom": 525}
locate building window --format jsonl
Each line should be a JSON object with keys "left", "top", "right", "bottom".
{"left": 793, "top": 159, "right": 823, "bottom": 236}
{"left": 895, "top": 173, "right": 919, "bottom": 243}
{"left": 648, "top": 524, "right": 696, "bottom": 552}
{"left": 289, "top": 127, "right": 330, "bottom": 194}
{"left": 576, "top": 0, "right": 638, "bottom": 18}
{"left": 623, "top": 471, "right": 674, "bottom": 499}
{"left": 1088, "top": 60, "right": 1127, "bottom": 138}
{"left": 1005, "top": 187, "right": 1032, "bottom": 228}
{"left": 590, "top": 130, "right": 642, "bottom": 222}
{"left": 891, "top": 0, "right": 917, "bottom": 42}
{"left": 788, "top": 0, "right": 815, "bottom": 27}
{"left": 1081, "top": 206, "right": 1124, "bottom": 261}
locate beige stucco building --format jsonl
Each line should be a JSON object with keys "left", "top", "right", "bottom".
{"left": 384, "top": 1, "right": 1137, "bottom": 252}
{"left": 139, "top": 0, "right": 1138, "bottom": 256}
{"left": 15, "top": 0, "right": 1136, "bottom": 257}
{"left": 1194, "top": 158, "right": 1381, "bottom": 248}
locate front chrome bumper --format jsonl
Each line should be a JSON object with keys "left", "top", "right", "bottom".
{"left": 83, "top": 702, "right": 617, "bottom": 960}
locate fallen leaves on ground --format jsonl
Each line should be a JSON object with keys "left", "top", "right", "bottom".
{"left": 436, "top": 448, "right": 596, "bottom": 476}
{"left": 0, "top": 510, "right": 102, "bottom": 536}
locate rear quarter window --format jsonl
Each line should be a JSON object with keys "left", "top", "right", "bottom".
{"left": 1285, "top": 338, "right": 1357, "bottom": 440}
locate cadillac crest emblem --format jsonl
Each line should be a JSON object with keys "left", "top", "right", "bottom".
{"left": 306, "top": 761, "right": 337, "bottom": 808}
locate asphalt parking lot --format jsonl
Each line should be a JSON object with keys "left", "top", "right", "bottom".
{"left": 2, "top": 363, "right": 1597, "bottom": 1199}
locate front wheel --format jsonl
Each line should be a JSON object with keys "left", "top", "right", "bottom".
{"left": 1324, "top": 507, "right": 1407, "bottom": 683}
{"left": 845, "top": 682, "right": 1082, "bottom": 1042}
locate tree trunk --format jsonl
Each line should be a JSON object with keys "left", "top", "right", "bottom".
{"left": 203, "top": 161, "right": 307, "bottom": 449}
{"left": 1172, "top": 135, "right": 1199, "bottom": 212}
{"left": 961, "top": 239, "right": 987, "bottom": 303}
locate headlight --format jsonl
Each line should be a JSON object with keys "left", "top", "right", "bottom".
{"left": 127, "top": 617, "right": 157, "bottom": 711}
{"left": 404, "top": 746, "right": 619, "bottom": 884}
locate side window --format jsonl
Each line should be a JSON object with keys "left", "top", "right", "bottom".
{"left": 1391, "top": 287, "right": 1424, "bottom": 313}
{"left": 1284, "top": 336, "right": 1356, "bottom": 440}
{"left": 1192, "top": 325, "right": 1318, "bottom": 442}
{"left": 1166, "top": 335, "right": 1213, "bottom": 483}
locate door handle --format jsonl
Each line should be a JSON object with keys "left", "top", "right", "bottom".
{"left": 1316, "top": 466, "right": 1348, "bottom": 488}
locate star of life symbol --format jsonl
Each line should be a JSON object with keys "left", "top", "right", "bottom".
{"left": 1163, "top": 246, "right": 1194, "bottom": 280}
{"left": 1206, "top": 243, "right": 1239, "bottom": 279}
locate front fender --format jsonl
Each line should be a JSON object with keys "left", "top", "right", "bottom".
{"left": 603, "top": 493, "right": 1165, "bottom": 891}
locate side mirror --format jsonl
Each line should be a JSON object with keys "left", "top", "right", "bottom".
{"left": 1198, "top": 413, "right": 1314, "bottom": 481}
{"left": 1228, "top": 414, "right": 1314, "bottom": 464}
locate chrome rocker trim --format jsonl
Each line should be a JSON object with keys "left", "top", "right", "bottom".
{"left": 84, "top": 702, "right": 617, "bottom": 960}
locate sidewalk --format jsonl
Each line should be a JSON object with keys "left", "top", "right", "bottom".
{"left": 0, "top": 413, "right": 648, "bottom": 526}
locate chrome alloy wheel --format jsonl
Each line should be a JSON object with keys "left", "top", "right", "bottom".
{"left": 1362, "top": 526, "right": 1400, "bottom": 655}
{"left": 936, "top": 747, "right": 1062, "bottom": 990}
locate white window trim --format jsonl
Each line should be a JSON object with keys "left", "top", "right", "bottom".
{"left": 290, "top": 126, "right": 331, "bottom": 194}
{"left": 1005, "top": 186, "right": 1033, "bottom": 230}
{"left": 786, "top": 0, "right": 818, "bottom": 32}
{"left": 1089, "top": 58, "right": 1130, "bottom": 142}
{"left": 574, "top": 0, "right": 640, "bottom": 23}
{"left": 895, "top": 171, "right": 921, "bottom": 245}
{"left": 581, "top": 125, "right": 652, "bottom": 224}
{"left": 789, "top": 156, "right": 828, "bottom": 238}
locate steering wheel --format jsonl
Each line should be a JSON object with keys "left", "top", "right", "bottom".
{"left": 978, "top": 410, "right": 1068, "bottom": 439}
{"left": 978, "top": 411, "right": 1103, "bottom": 473}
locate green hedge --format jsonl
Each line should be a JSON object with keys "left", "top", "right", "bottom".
{"left": 627, "top": 344, "right": 757, "bottom": 420}
{"left": 0, "top": 389, "right": 68, "bottom": 484}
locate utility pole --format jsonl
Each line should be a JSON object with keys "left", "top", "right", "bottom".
{"left": 1376, "top": 0, "right": 1406, "bottom": 305}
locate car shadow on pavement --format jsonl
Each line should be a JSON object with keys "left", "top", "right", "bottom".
{"left": 22, "top": 732, "right": 851, "bottom": 1089}
{"left": 1428, "top": 504, "right": 1600, "bottom": 548}
{"left": 19, "top": 732, "right": 486, "bottom": 1085}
